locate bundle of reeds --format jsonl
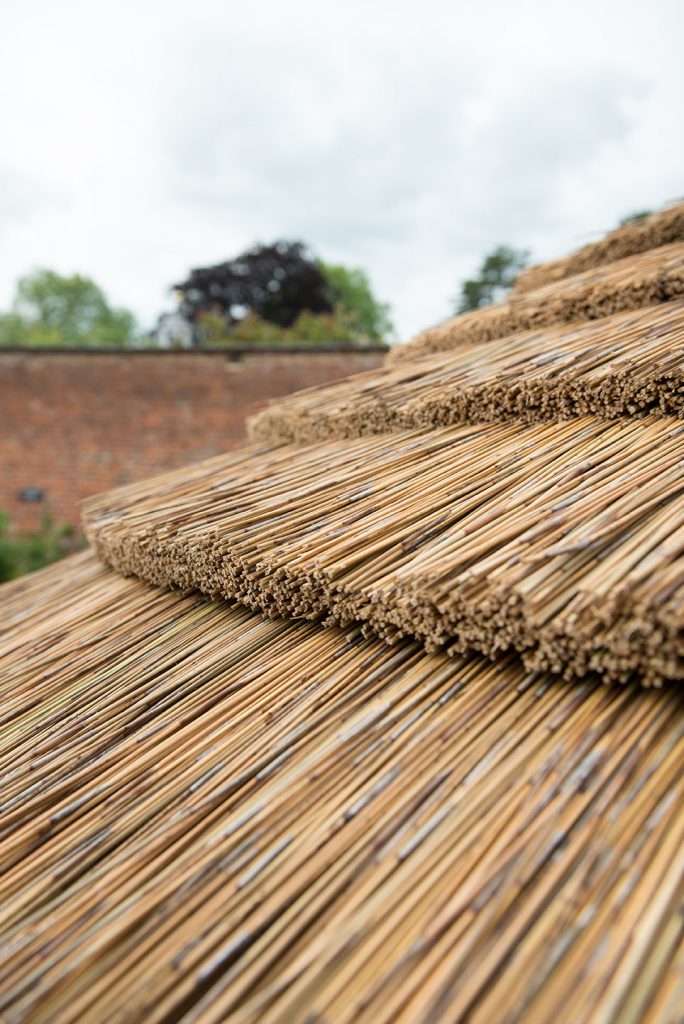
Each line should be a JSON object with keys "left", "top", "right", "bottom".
{"left": 84, "top": 415, "right": 684, "bottom": 685}
{"left": 7, "top": 190, "right": 684, "bottom": 1023}
{"left": 515, "top": 201, "right": 684, "bottom": 293}
{"left": 389, "top": 241, "right": 684, "bottom": 364}
{"left": 1, "top": 551, "right": 683, "bottom": 1023}
{"left": 248, "top": 300, "right": 684, "bottom": 445}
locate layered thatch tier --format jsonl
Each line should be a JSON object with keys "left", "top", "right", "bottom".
{"left": 515, "top": 202, "right": 684, "bottom": 293}
{"left": 249, "top": 300, "right": 684, "bottom": 445}
{"left": 85, "top": 416, "right": 684, "bottom": 685}
{"left": 390, "top": 241, "right": 684, "bottom": 364}
{"left": 1, "top": 551, "right": 683, "bottom": 1022}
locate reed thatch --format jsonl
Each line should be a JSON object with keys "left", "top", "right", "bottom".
{"left": 84, "top": 415, "right": 684, "bottom": 685}
{"left": 249, "top": 300, "right": 684, "bottom": 445}
{"left": 515, "top": 202, "right": 684, "bottom": 293}
{"left": 1, "top": 550, "right": 683, "bottom": 1023}
{"left": 6, "top": 197, "right": 684, "bottom": 1022}
{"left": 389, "top": 241, "right": 684, "bottom": 364}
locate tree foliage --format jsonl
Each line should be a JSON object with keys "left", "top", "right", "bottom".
{"left": 319, "top": 262, "right": 393, "bottom": 344}
{"left": 0, "top": 270, "right": 138, "bottom": 348}
{"left": 198, "top": 306, "right": 363, "bottom": 347}
{"left": 619, "top": 209, "right": 653, "bottom": 226}
{"left": 455, "top": 245, "right": 529, "bottom": 314}
{"left": 176, "top": 241, "right": 332, "bottom": 330}
{"left": 0, "top": 512, "right": 72, "bottom": 583}
{"left": 177, "top": 240, "right": 392, "bottom": 347}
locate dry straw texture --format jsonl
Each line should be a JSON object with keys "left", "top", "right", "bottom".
{"left": 389, "top": 241, "right": 684, "bottom": 364}
{"left": 7, "top": 203, "right": 684, "bottom": 1023}
{"left": 515, "top": 202, "right": 684, "bottom": 293}
{"left": 1, "top": 551, "right": 683, "bottom": 1023}
{"left": 249, "top": 300, "right": 684, "bottom": 446}
{"left": 85, "top": 416, "right": 684, "bottom": 685}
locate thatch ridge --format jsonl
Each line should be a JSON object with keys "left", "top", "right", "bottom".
{"left": 1, "top": 552, "right": 683, "bottom": 1021}
{"left": 84, "top": 416, "right": 684, "bottom": 685}
{"left": 515, "top": 202, "right": 684, "bottom": 293}
{"left": 390, "top": 241, "right": 684, "bottom": 364}
{"left": 248, "top": 300, "right": 684, "bottom": 445}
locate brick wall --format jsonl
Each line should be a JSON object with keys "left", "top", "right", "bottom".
{"left": 0, "top": 347, "right": 385, "bottom": 534}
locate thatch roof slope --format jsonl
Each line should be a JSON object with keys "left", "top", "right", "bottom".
{"left": 390, "top": 241, "right": 684, "bottom": 364}
{"left": 85, "top": 415, "right": 684, "bottom": 685}
{"left": 515, "top": 202, "right": 684, "bottom": 293}
{"left": 6, "top": 201, "right": 684, "bottom": 1021}
{"left": 1, "top": 551, "right": 683, "bottom": 1022}
{"left": 249, "top": 300, "right": 684, "bottom": 445}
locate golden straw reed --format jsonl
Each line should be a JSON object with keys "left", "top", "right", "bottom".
{"left": 1, "top": 551, "right": 683, "bottom": 1022}
{"left": 6, "top": 204, "right": 684, "bottom": 1023}
{"left": 84, "top": 415, "right": 684, "bottom": 685}
{"left": 390, "top": 241, "right": 684, "bottom": 364}
{"left": 515, "top": 202, "right": 684, "bottom": 293}
{"left": 249, "top": 300, "right": 684, "bottom": 446}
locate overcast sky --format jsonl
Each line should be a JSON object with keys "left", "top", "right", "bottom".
{"left": 1, "top": 0, "right": 682, "bottom": 340}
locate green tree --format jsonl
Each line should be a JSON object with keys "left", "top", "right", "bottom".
{"left": 319, "top": 262, "right": 393, "bottom": 344}
{"left": 198, "top": 306, "right": 362, "bottom": 348}
{"left": 455, "top": 245, "right": 529, "bottom": 314}
{"left": 180, "top": 245, "right": 392, "bottom": 348}
{"left": 176, "top": 241, "right": 332, "bottom": 330}
{"left": 619, "top": 209, "right": 653, "bottom": 226}
{"left": 0, "top": 512, "right": 72, "bottom": 582}
{"left": 0, "top": 270, "right": 138, "bottom": 348}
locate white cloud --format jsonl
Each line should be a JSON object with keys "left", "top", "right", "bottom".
{"left": 0, "top": 0, "right": 681, "bottom": 338}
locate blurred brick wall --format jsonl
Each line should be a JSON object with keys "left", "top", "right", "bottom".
{"left": 0, "top": 347, "right": 385, "bottom": 534}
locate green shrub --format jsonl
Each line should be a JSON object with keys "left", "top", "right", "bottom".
{"left": 0, "top": 512, "right": 74, "bottom": 582}
{"left": 197, "top": 305, "right": 375, "bottom": 348}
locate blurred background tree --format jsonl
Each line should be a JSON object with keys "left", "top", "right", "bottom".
{"left": 619, "top": 209, "right": 653, "bottom": 226}
{"left": 0, "top": 512, "right": 72, "bottom": 582}
{"left": 176, "top": 241, "right": 332, "bottom": 330}
{"left": 214, "top": 307, "right": 360, "bottom": 346}
{"left": 177, "top": 240, "right": 392, "bottom": 347}
{"left": 319, "top": 262, "right": 393, "bottom": 345}
{"left": 455, "top": 245, "right": 530, "bottom": 313}
{"left": 0, "top": 270, "right": 139, "bottom": 348}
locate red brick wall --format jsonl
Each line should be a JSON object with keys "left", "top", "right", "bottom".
{"left": 0, "top": 348, "right": 385, "bottom": 534}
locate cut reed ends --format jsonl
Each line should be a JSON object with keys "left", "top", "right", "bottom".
{"left": 515, "top": 201, "right": 684, "bottom": 293}
{"left": 389, "top": 241, "right": 684, "bottom": 364}
{"left": 1, "top": 551, "right": 683, "bottom": 1023}
{"left": 84, "top": 416, "right": 684, "bottom": 686}
{"left": 248, "top": 300, "right": 684, "bottom": 446}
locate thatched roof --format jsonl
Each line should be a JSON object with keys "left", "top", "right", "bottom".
{"left": 515, "top": 201, "right": 684, "bottom": 293}
{"left": 3, "top": 212, "right": 684, "bottom": 1021}
{"left": 391, "top": 240, "right": 684, "bottom": 363}
{"left": 85, "top": 415, "right": 684, "bottom": 686}
{"left": 249, "top": 300, "right": 684, "bottom": 445}
{"left": 1, "top": 551, "right": 683, "bottom": 1022}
